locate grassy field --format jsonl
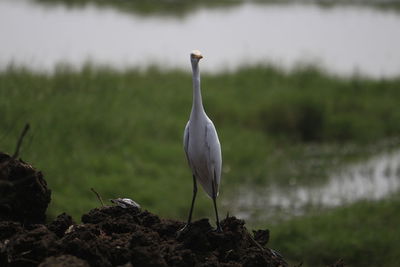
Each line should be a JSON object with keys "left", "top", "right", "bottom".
{"left": 1, "top": 65, "right": 400, "bottom": 219}
{"left": 268, "top": 192, "right": 400, "bottom": 266}
{"left": 1, "top": 65, "right": 400, "bottom": 266}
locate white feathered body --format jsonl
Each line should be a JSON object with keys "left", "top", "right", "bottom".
{"left": 184, "top": 111, "right": 222, "bottom": 198}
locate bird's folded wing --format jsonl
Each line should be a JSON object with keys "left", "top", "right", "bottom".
{"left": 183, "top": 121, "right": 191, "bottom": 165}
{"left": 205, "top": 121, "right": 222, "bottom": 195}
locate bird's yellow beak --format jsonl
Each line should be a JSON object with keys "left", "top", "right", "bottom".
{"left": 194, "top": 54, "right": 203, "bottom": 59}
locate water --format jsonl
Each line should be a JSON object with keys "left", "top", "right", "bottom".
{"left": 1, "top": 0, "right": 400, "bottom": 77}
{"left": 227, "top": 149, "right": 400, "bottom": 222}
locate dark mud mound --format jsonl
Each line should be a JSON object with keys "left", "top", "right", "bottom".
{"left": 0, "top": 152, "right": 287, "bottom": 266}
{"left": 0, "top": 152, "right": 51, "bottom": 224}
{"left": 1, "top": 206, "right": 288, "bottom": 267}
{"left": 79, "top": 206, "right": 287, "bottom": 267}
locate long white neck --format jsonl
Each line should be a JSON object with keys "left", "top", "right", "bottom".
{"left": 191, "top": 60, "right": 204, "bottom": 118}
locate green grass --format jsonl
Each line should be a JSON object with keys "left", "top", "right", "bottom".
{"left": 1, "top": 65, "right": 400, "bottom": 223}
{"left": 33, "top": 0, "right": 400, "bottom": 17}
{"left": 268, "top": 193, "right": 400, "bottom": 266}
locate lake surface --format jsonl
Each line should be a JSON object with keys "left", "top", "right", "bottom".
{"left": 227, "top": 149, "right": 400, "bottom": 223}
{"left": 1, "top": 0, "right": 400, "bottom": 77}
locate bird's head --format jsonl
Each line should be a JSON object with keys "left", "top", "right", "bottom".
{"left": 190, "top": 50, "right": 203, "bottom": 63}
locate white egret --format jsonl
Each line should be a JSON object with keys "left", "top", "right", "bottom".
{"left": 182, "top": 50, "right": 223, "bottom": 232}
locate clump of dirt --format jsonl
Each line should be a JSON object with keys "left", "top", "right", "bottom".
{"left": 0, "top": 152, "right": 51, "bottom": 224}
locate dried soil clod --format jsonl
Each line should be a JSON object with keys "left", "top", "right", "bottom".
{"left": 47, "top": 213, "right": 75, "bottom": 238}
{"left": 0, "top": 152, "right": 51, "bottom": 224}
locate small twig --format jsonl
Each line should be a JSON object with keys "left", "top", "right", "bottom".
{"left": 12, "top": 123, "right": 30, "bottom": 159}
{"left": 91, "top": 187, "right": 105, "bottom": 207}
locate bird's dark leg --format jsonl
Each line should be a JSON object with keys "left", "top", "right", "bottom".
{"left": 187, "top": 175, "right": 197, "bottom": 225}
{"left": 178, "top": 175, "right": 197, "bottom": 234}
{"left": 212, "top": 173, "right": 222, "bottom": 232}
